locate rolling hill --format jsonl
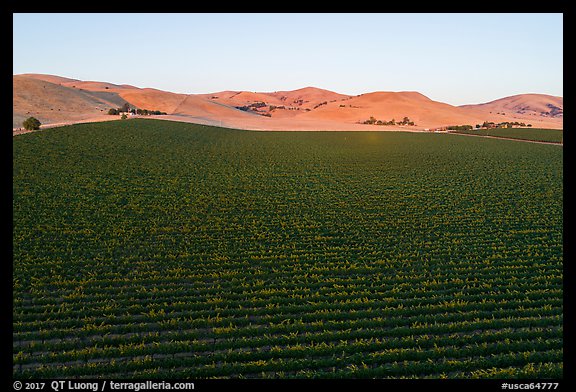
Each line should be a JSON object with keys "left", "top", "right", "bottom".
{"left": 299, "top": 91, "right": 489, "bottom": 129}
{"left": 13, "top": 75, "right": 129, "bottom": 128}
{"left": 459, "top": 94, "right": 563, "bottom": 125}
{"left": 13, "top": 74, "right": 563, "bottom": 131}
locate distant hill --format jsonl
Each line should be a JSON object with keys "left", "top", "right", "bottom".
{"left": 299, "top": 91, "right": 489, "bottom": 129}
{"left": 198, "top": 87, "right": 350, "bottom": 114}
{"left": 13, "top": 74, "right": 563, "bottom": 131}
{"left": 267, "top": 86, "right": 351, "bottom": 110}
{"left": 459, "top": 94, "right": 563, "bottom": 124}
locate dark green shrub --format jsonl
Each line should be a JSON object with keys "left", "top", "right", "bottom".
{"left": 22, "top": 117, "right": 41, "bottom": 131}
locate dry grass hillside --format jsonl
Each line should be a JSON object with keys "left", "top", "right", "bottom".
{"left": 14, "top": 74, "right": 563, "bottom": 131}
{"left": 459, "top": 94, "right": 563, "bottom": 128}
{"left": 13, "top": 75, "right": 129, "bottom": 128}
{"left": 117, "top": 89, "right": 188, "bottom": 114}
{"left": 298, "top": 91, "right": 485, "bottom": 129}
{"left": 18, "top": 74, "right": 80, "bottom": 84}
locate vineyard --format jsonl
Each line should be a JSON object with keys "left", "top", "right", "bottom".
{"left": 447, "top": 127, "right": 563, "bottom": 144}
{"left": 13, "top": 119, "right": 563, "bottom": 379}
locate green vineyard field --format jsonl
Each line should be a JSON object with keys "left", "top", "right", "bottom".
{"left": 13, "top": 119, "right": 563, "bottom": 378}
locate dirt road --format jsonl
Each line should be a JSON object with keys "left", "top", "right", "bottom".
{"left": 445, "top": 131, "right": 563, "bottom": 146}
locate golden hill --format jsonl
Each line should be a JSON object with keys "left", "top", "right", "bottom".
{"left": 14, "top": 74, "right": 563, "bottom": 131}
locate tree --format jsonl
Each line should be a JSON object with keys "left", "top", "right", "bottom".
{"left": 121, "top": 114, "right": 128, "bottom": 120}
{"left": 23, "top": 117, "right": 41, "bottom": 131}
{"left": 108, "top": 108, "right": 119, "bottom": 115}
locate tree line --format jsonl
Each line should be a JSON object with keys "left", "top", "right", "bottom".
{"left": 446, "top": 121, "right": 534, "bottom": 131}
{"left": 362, "top": 116, "right": 415, "bottom": 126}
{"left": 108, "top": 103, "right": 167, "bottom": 116}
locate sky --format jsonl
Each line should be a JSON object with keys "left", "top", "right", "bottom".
{"left": 13, "top": 13, "right": 563, "bottom": 106}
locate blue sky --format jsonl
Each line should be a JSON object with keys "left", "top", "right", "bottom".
{"left": 13, "top": 13, "right": 563, "bottom": 105}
